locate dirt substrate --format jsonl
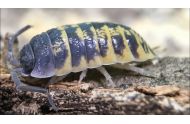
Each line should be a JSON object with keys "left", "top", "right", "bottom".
{"left": 0, "top": 57, "right": 189, "bottom": 114}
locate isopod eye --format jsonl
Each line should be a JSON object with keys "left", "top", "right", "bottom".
{"left": 19, "top": 44, "right": 35, "bottom": 74}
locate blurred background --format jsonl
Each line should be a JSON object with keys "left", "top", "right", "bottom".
{"left": 0, "top": 8, "right": 189, "bottom": 57}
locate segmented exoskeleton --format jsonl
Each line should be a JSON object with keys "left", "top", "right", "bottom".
{"left": 7, "top": 22, "right": 157, "bottom": 111}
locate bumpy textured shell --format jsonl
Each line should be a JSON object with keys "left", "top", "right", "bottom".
{"left": 26, "top": 22, "right": 156, "bottom": 78}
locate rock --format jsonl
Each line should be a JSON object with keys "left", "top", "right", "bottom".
{"left": 135, "top": 85, "right": 180, "bottom": 96}
{"left": 135, "top": 86, "right": 157, "bottom": 95}
{"left": 155, "top": 85, "right": 180, "bottom": 96}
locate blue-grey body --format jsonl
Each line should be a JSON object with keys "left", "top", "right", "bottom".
{"left": 19, "top": 22, "right": 155, "bottom": 80}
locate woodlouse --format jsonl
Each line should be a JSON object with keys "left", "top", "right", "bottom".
{"left": 7, "top": 22, "right": 157, "bottom": 111}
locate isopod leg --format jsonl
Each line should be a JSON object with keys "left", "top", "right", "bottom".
{"left": 96, "top": 66, "right": 115, "bottom": 87}
{"left": 47, "top": 91, "right": 58, "bottom": 111}
{"left": 11, "top": 69, "right": 47, "bottom": 93}
{"left": 78, "top": 70, "right": 88, "bottom": 83}
{"left": 126, "top": 65, "right": 157, "bottom": 78}
{"left": 11, "top": 69, "right": 58, "bottom": 111}
{"left": 112, "top": 63, "right": 157, "bottom": 78}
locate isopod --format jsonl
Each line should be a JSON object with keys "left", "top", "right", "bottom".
{"left": 7, "top": 22, "right": 157, "bottom": 111}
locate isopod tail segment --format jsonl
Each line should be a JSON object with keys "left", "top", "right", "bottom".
{"left": 7, "top": 25, "right": 58, "bottom": 111}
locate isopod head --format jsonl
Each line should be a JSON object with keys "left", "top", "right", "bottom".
{"left": 19, "top": 44, "right": 35, "bottom": 75}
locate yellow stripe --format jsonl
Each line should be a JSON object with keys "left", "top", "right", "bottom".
{"left": 55, "top": 26, "right": 72, "bottom": 76}
{"left": 115, "top": 26, "right": 134, "bottom": 62}
{"left": 96, "top": 24, "right": 117, "bottom": 64}
{"left": 72, "top": 25, "right": 88, "bottom": 72}
{"left": 130, "top": 29, "right": 155, "bottom": 61}
{"left": 86, "top": 25, "right": 102, "bottom": 68}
